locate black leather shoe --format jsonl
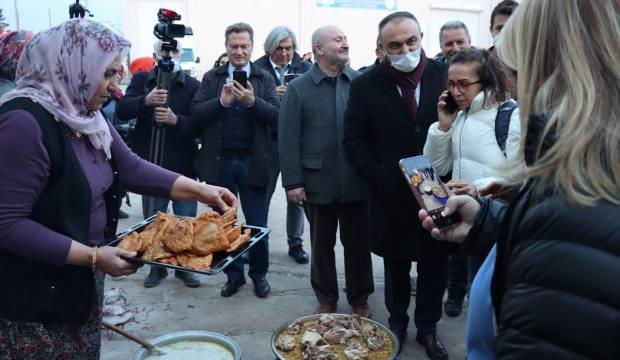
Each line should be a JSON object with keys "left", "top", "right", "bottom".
{"left": 221, "top": 280, "right": 245, "bottom": 297}
{"left": 288, "top": 245, "right": 309, "bottom": 264}
{"left": 444, "top": 297, "right": 464, "bottom": 317}
{"left": 175, "top": 271, "right": 201, "bottom": 288}
{"left": 253, "top": 277, "right": 271, "bottom": 298}
{"left": 416, "top": 333, "right": 449, "bottom": 360}
{"left": 144, "top": 267, "right": 168, "bottom": 288}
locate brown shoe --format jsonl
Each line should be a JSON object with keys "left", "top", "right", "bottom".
{"left": 315, "top": 304, "right": 337, "bottom": 314}
{"left": 352, "top": 303, "right": 371, "bottom": 318}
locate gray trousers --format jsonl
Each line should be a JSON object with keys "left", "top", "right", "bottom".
{"left": 304, "top": 201, "right": 374, "bottom": 307}
{"left": 265, "top": 165, "right": 304, "bottom": 248}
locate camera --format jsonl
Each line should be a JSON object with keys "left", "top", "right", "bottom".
{"left": 153, "top": 8, "right": 193, "bottom": 53}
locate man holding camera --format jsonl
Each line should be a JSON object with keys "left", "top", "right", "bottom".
{"left": 116, "top": 40, "right": 202, "bottom": 288}
{"left": 255, "top": 26, "right": 312, "bottom": 265}
{"left": 190, "top": 23, "right": 279, "bottom": 298}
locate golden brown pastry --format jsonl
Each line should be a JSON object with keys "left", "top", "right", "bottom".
{"left": 117, "top": 231, "right": 142, "bottom": 253}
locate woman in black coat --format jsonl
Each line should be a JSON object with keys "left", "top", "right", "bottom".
{"left": 419, "top": 0, "right": 620, "bottom": 358}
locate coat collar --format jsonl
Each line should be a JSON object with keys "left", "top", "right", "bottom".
{"left": 214, "top": 61, "right": 265, "bottom": 77}
{"left": 309, "top": 63, "right": 356, "bottom": 85}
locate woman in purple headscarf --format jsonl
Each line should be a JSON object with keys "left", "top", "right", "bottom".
{"left": 0, "top": 30, "right": 34, "bottom": 96}
{"left": 0, "top": 19, "right": 236, "bottom": 359}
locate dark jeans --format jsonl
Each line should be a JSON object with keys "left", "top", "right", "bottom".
{"left": 304, "top": 201, "right": 374, "bottom": 306}
{"left": 213, "top": 153, "right": 269, "bottom": 284}
{"left": 141, "top": 197, "right": 197, "bottom": 219}
{"left": 384, "top": 245, "right": 449, "bottom": 336}
{"left": 265, "top": 168, "right": 305, "bottom": 249}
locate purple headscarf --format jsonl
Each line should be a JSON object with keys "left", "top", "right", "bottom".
{"left": 0, "top": 19, "right": 131, "bottom": 159}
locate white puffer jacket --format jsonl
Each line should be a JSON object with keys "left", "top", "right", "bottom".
{"left": 423, "top": 91, "right": 521, "bottom": 190}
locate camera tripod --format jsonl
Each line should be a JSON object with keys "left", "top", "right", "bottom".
{"left": 144, "top": 45, "right": 176, "bottom": 217}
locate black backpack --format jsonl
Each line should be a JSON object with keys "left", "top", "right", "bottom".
{"left": 495, "top": 99, "right": 518, "bottom": 156}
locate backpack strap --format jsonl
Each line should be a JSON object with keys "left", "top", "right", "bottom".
{"left": 495, "top": 99, "right": 518, "bottom": 157}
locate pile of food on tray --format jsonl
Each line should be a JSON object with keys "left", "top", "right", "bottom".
{"left": 117, "top": 209, "right": 250, "bottom": 271}
{"left": 274, "top": 314, "right": 394, "bottom": 360}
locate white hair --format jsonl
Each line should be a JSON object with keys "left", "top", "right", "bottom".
{"left": 153, "top": 39, "right": 183, "bottom": 56}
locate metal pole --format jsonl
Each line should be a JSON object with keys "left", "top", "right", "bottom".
{"left": 13, "top": 0, "right": 20, "bottom": 30}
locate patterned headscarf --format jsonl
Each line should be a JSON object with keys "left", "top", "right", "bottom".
{"left": 0, "top": 30, "right": 34, "bottom": 81}
{"left": 0, "top": 19, "right": 131, "bottom": 159}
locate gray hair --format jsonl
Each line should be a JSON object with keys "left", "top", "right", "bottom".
{"left": 263, "top": 26, "right": 297, "bottom": 55}
{"left": 439, "top": 21, "right": 471, "bottom": 44}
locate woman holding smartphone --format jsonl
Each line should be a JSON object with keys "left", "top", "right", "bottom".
{"left": 423, "top": 47, "right": 521, "bottom": 196}
{"left": 419, "top": 0, "right": 620, "bottom": 358}
{"left": 423, "top": 47, "right": 521, "bottom": 317}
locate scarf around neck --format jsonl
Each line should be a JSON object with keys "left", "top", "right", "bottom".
{"left": 385, "top": 48, "right": 428, "bottom": 122}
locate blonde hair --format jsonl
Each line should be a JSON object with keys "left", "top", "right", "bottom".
{"left": 498, "top": 0, "right": 620, "bottom": 206}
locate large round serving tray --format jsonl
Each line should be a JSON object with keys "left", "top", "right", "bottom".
{"left": 271, "top": 313, "right": 399, "bottom": 360}
{"left": 132, "top": 330, "right": 242, "bottom": 360}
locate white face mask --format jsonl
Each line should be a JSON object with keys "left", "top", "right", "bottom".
{"left": 492, "top": 33, "right": 501, "bottom": 47}
{"left": 385, "top": 47, "right": 421, "bottom": 73}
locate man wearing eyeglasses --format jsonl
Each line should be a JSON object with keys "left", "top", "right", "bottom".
{"left": 190, "top": 22, "right": 280, "bottom": 299}
{"left": 344, "top": 11, "right": 451, "bottom": 360}
{"left": 255, "top": 26, "right": 312, "bottom": 266}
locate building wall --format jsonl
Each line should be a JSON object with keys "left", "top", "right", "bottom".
{"left": 124, "top": 0, "right": 503, "bottom": 76}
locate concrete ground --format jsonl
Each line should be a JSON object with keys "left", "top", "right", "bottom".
{"left": 101, "top": 179, "right": 466, "bottom": 359}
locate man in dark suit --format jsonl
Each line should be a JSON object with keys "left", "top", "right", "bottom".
{"left": 344, "top": 12, "right": 450, "bottom": 360}
{"left": 254, "top": 26, "right": 312, "bottom": 265}
{"left": 190, "top": 23, "right": 280, "bottom": 298}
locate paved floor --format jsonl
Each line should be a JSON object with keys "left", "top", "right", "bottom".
{"left": 101, "top": 179, "right": 466, "bottom": 359}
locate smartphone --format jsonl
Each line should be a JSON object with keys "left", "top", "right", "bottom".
{"left": 283, "top": 73, "right": 297, "bottom": 84}
{"left": 444, "top": 92, "right": 459, "bottom": 114}
{"left": 399, "top": 155, "right": 461, "bottom": 229}
{"left": 232, "top": 69, "right": 248, "bottom": 88}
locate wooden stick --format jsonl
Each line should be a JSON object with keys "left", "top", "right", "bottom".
{"left": 102, "top": 320, "right": 155, "bottom": 350}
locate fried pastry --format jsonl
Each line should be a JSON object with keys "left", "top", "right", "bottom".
{"left": 192, "top": 217, "right": 230, "bottom": 255}
{"left": 117, "top": 231, "right": 142, "bottom": 252}
{"left": 227, "top": 228, "right": 251, "bottom": 253}
{"left": 161, "top": 218, "right": 193, "bottom": 253}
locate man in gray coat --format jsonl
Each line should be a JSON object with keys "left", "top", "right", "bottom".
{"left": 279, "top": 26, "right": 373, "bottom": 316}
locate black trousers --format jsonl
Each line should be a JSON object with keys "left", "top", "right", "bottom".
{"left": 304, "top": 201, "right": 374, "bottom": 307}
{"left": 384, "top": 243, "right": 449, "bottom": 336}
{"left": 447, "top": 252, "right": 469, "bottom": 300}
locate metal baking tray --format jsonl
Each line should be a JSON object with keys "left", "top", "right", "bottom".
{"left": 107, "top": 214, "right": 270, "bottom": 275}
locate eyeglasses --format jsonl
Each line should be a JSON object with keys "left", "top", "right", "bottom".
{"left": 448, "top": 79, "right": 481, "bottom": 93}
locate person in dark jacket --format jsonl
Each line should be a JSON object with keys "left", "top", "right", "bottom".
{"left": 254, "top": 25, "right": 312, "bottom": 265}
{"left": 116, "top": 40, "right": 202, "bottom": 288}
{"left": 343, "top": 11, "right": 451, "bottom": 360}
{"left": 419, "top": 1, "right": 620, "bottom": 358}
{"left": 190, "top": 22, "right": 280, "bottom": 299}
{"left": 279, "top": 25, "right": 373, "bottom": 317}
